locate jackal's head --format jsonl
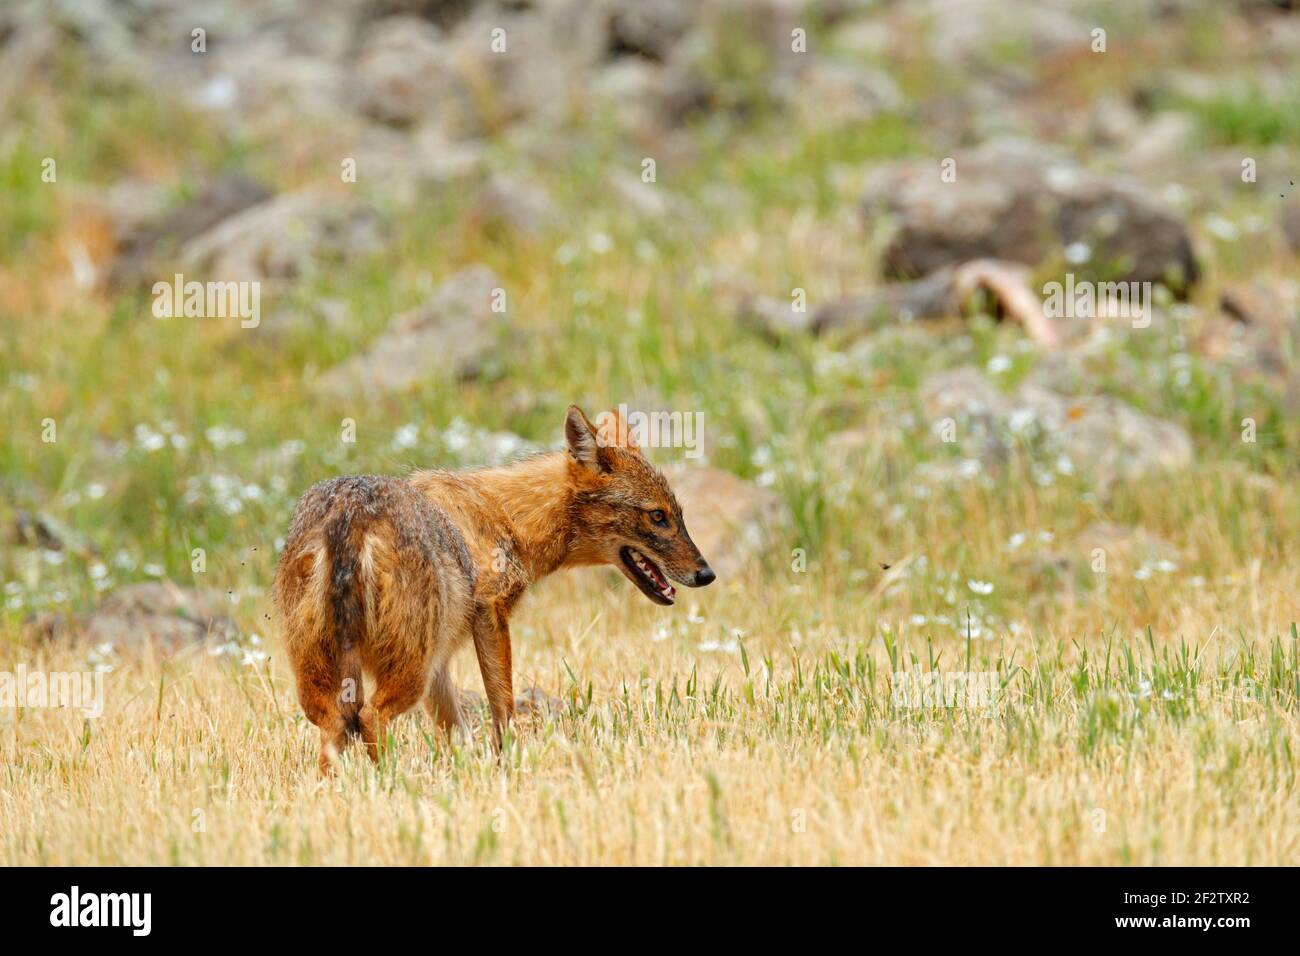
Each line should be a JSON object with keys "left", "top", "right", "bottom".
{"left": 563, "top": 405, "right": 715, "bottom": 605}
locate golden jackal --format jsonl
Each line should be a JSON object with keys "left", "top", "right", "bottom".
{"left": 274, "top": 405, "right": 715, "bottom": 772}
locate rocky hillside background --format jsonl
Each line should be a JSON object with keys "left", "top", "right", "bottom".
{"left": 1, "top": 0, "right": 1297, "bottom": 646}
{"left": 4, "top": 0, "right": 1300, "bottom": 869}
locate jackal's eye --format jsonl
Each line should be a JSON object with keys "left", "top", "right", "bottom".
{"left": 648, "top": 509, "right": 668, "bottom": 527}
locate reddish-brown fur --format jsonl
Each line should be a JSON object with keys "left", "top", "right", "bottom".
{"left": 274, "top": 406, "right": 714, "bottom": 773}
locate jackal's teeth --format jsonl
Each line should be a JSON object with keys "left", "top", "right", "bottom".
{"left": 627, "top": 548, "right": 672, "bottom": 599}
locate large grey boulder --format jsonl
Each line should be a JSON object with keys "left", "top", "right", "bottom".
{"left": 865, "top": 140, "right": 1200, "bottom": 294}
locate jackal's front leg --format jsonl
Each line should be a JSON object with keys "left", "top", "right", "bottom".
{"left": 471, "top": 608, "right": 514, "bottom": 751}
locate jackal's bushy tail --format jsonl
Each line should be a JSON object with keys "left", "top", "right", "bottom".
{"left": 325, "top": 510, "right": 366, "bottom": 737}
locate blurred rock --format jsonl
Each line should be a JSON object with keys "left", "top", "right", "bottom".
{"left": 831, "top": 15, "right": 895, "bottom": 58}
{"left": 91, "top": 178, "right": 174, "bottom": 240}
{"left": 42, "top": 0, "right": 359, "bottom": 133}
{"left": 254, "top": 296, "right": 353, "bottom": 345}
{"left": 179, "top": 190, "right": 383, "bottom": 282}
{"left": 783, "top": 60, "right": 902, "bottom": 127}
{"left": 739, "top": 294, "right": 817, "bottom": 337}
{"left": 1055, "top": 393, "right": 1194, "bottom": 490}
{"left": 1012, "top": 520, "right": 1182, "bottom": 590}
{"left": 432, "top": 5, "right": 583, "bottom": 137}
{"left": 351, "top": 125, "right": 487, "bottom": 206}
{"left": 472, "top": 173, "right": 558, "bottom": 237}
{"left": 1020, "top": 348, "right": 1093, "bottom": 394}
{"left": 353, "top": 16, "right": 453, "bottom": 126}
{"left": 662, "top": 464, "right": 783, "bottom": 577}
{"left": 1220, "top": 279, "right": 1299, "bottom": 334}
{"left": 1087, "top": 95, "right": 1142, "bottom": 147}
{"left": 514, "top": 686, "right": 564, "bottom": 719}
{"left": 612, "top": 0, "right": 820, "bottom": 131}
{"left": 410, "top": 125, "right": 490, "bottom": 178}
{"left": 0, "top": 12, "right": 58, "bottom": 118}
{"left": 109, "top": 174, "right": 273, "bottom": 289}
{"left": 589, "top": 59, "right": 671, "bottom": 138}
{"left": 606, "top": 0, "right": 694, "bottom": 59}
{"left": 586, "top": 50, "right": 728, "bottom": 148}
{"left": 7, "top": 0, "right": 837, "bottom": 153}
{"left": 920, "top": 366, "right": 1194, "bottom": 490}
{"left": 864, "top": 141, "right": 1055, "bottom": 275}
{"left": 1200, "top": 280, "right": 1300, "bottom": 390}
{"left": 366, "top": 0, "right": 479, "bottom": 29}
{"left": 922, "top": 0, "right": 1087, "bottom": 65}
{"left": 453, "top": 684, "right": 562, "bottom": 725}
{"left": 1054, "top": 179, "right": 1199, "bottom": 291}
{"left": 739, "top": 269, "right": 955, "bottom": 340}
{"left": 817, "top": 270, "right": 958, "bottom": 330}
{"left": 865, "top": 139, "right": 1200, "bottom": 294}
{"left": 920, "top": 367, "right": 1014, "bottom": 468}
{"left": 1121, "top": 112, "right": 1197, "bottom": 171}
{"left": 643, "top": 35, "right": 719, "bottom": 125}
{"left": 921, "top": 366, "right": 1010, "bottom": 416}
{"left": 189, "top": 21, "right": 356, "bottom": 132}
{"left": 317, "top": 264, "right": 505, "bottom": 395}
{"left": 1074, "top": 522, "right": 1179, "bottom": 573}
{"left": 33, "top": 582, "right": 239, "bottom": 654}
{"left": 743, "top": 259, "right": 1061, "bottom": 346}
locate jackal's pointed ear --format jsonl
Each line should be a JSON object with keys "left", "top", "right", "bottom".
{"left": 604, "top": 407, "right": 640, "bottom": 454}
{"left": 565, "top": 405, "right": 601, "bottom": 471}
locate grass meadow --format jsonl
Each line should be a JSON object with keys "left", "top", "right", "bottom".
{"left": 2, "top": 2, "right": 1298, "bottom": 865}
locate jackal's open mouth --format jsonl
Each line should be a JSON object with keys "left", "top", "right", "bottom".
{"left": 619, "top": 547, "right": 676, "bottom": 605}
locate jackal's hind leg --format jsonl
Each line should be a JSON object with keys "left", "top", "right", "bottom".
{"left": 361, "top": 662, "right": 429, "bottom": 764}
{"left": 284, "top": 608, "right": 353, "bottom": 776}
{"left": 299, "top": 671, "right": 351, "bottom": 776}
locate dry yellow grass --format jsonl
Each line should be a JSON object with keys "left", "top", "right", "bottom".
{"left": 2, "top": 3, "right": 1297, "bottom": 867}
{"left": 3, "top": 560, "right": 1297, "bottom": 866}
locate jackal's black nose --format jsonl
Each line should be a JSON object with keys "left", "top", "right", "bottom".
{"left": 693, "top": 566, "right": 716, "bottom": 587}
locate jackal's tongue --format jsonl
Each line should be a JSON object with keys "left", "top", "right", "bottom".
{"left": 631, "top": 549, "right": 676, "bottom": 600}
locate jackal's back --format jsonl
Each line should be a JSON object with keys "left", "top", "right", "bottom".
{"left": 273, "top": 474, "right": 476, "bottom": 684}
